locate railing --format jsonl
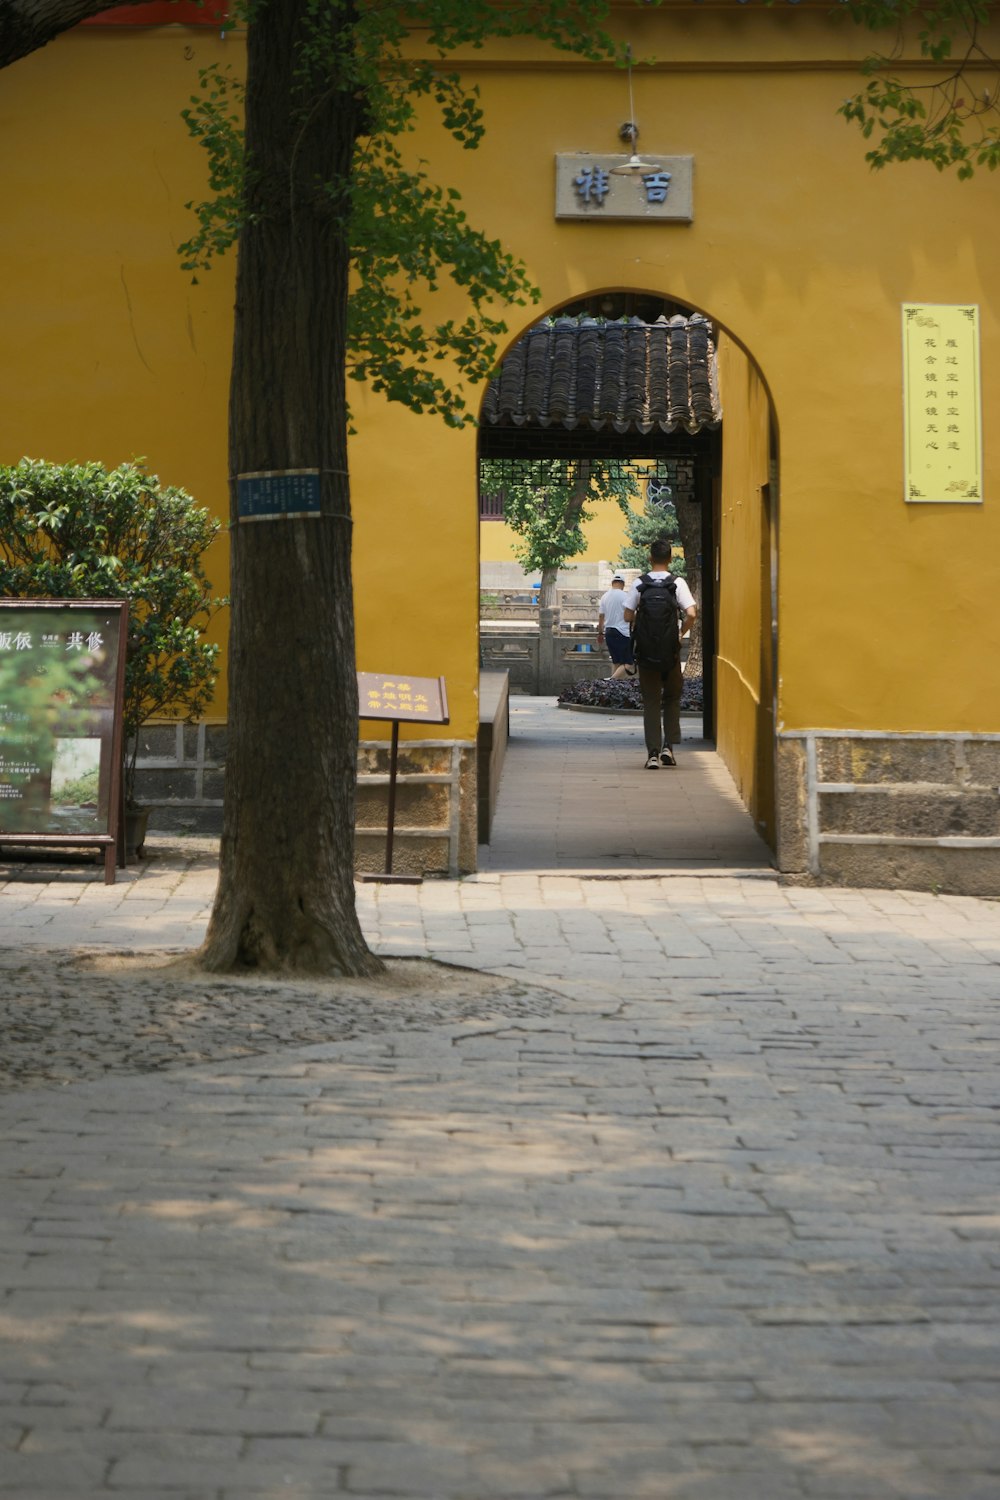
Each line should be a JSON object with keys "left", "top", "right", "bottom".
{"left": 480, "top": 619, "right": 605, "bottom": 695}
{"left": 479, "top": 589, "right": 603, "bottom": 623}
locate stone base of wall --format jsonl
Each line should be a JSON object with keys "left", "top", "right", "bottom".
{"left": 477, "top": 671, "right": 510, "bottom": 844}
{"left": 777, "top": 730, "right": 1000, "bottom": 896}
{"left": 131, "top": 725, "right": 477, "bottom": 877}
{"left": 355, "top": 740, "right": 476, "bottom": 877}
{"left": 130, "top": 723, "right": 226, "bottom": 835}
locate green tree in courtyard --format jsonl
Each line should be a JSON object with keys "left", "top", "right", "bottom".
{"left": 617, "top": 487, "right": 683, "bottom": 573}
{"left": 480, "top": 458, "right": 640, "bottom": 610}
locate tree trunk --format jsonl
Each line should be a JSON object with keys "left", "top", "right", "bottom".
{"left": 536, "top": 459, "right": 590, "bottom": 613}
{"left": 0, "top": 0, "right": 113, "bottom": 68}
{"left": 537, "top": 566, "right": 558, "bottom": 613}
{"left": 673, "top": 495, "right": 703, "bottom": 683}
{"left": 198, "top": 0, "right": 382, "bottom": 976}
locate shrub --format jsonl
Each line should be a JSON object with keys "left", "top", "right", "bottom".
{"left": 0, "top": 458, "right": 226, "bottom": 803}
{"left": 558, "top": 673, "right": 703, "bottom": 713}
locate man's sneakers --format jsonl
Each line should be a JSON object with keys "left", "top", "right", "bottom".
{"left": 645, "top": 748, "right": 677, "bottom": 770}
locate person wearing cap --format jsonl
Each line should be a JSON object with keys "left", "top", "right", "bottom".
{"left": 597, "top": 572, "right": 636, "bottom": 680}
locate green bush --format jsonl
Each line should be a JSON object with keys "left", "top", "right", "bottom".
{"left": 0, "top": 458, "right": 226, "bottom": 803}
{"left": 617, "top": 493, "right": 686, "bottom": 576}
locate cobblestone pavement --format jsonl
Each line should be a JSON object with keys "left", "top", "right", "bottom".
{"left": 0, "top": 946, "right": 561, "bottom": 1092}
{"left": 1, "top": 841, "right": 1000, "bottom": 1497}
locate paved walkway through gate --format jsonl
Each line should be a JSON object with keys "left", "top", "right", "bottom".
{"left": 1, "top": 737, "right": 999, "bottom": 1498}
{"left": 480, "top": 696, "right": 772, "bottom": 873}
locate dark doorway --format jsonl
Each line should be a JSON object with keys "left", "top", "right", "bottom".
{"left": 478, "top": 294, "right": 721, "bottom": 743}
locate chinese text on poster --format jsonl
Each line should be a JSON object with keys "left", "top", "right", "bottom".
{"left": 0, "top": 601, "right": 127, "bottom": 839}
{"left": 902, "top": 304, "right": 982, "bottom": 503}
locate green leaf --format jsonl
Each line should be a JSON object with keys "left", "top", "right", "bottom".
{"left": 178, "top": 0, "right": 620, "bottom": 421}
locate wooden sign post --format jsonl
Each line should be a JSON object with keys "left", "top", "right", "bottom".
{"left": 357, "top": 672, "right": 449, "bottom": 885}
{"left": 0, "top": 599, "right": 129, "bottom": 884}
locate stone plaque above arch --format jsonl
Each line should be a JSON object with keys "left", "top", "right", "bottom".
{"left": 556, "top": 154, "right": 693, "bottom": 222}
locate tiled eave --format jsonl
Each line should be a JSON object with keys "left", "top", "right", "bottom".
{"left": 480, "top": 314, "right": 722, "bottom": 437}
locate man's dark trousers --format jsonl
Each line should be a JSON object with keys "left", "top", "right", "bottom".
{"left": 637, "top": 659, "right": 683, "bottom": 756}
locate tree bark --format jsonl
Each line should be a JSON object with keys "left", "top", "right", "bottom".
{"left": 537, "top": 566, "right": 558, "bottom": 613}
{"left": 198, "top": 0, "right": 382, "bottom": 975}
{"left": 0, "top": 0, "right": 118, "bottom": 67}
{"left": 535, "top": 459, "right": 590, "bottom": 613}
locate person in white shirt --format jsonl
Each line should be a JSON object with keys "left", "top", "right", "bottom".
{"left": 596, "top": 572, "right": 636, "bottom": 680}
{"left": 622, "top": 537, "right": 697, "bottom": 768}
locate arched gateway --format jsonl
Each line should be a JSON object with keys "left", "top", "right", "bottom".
{"left": 477, "top": 296, "right": 778, "bottom": 859}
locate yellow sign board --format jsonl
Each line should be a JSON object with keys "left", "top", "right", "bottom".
{"left": 902, "top": 304, "right": 982, "bottom": 503}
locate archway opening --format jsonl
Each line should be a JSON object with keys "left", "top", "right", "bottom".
{"left": 477, "top": 289, "right": 777, "bottom": 868}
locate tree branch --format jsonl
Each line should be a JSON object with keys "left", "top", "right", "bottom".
{"left": 0, "top": 0, "right": 146, "bottom": 68}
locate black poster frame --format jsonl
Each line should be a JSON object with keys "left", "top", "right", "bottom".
{"left": 0, "top": 598, "right": 129, "bottom": 884}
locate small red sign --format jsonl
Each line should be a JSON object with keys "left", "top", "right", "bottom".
{"left": 81, "top": 1, "right": 228, "bottom": 27}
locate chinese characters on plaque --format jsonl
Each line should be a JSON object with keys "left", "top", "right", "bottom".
{"left": 236, "top": 469, "right": 322, "bottom": 521}
{"left": 357, "top": 673, "right": 449, "bottom": 725}
{"left": 555, "top": 154, "right": 693, "bottom": 222}
{"left": 902, "top": 304, "right": 982, "bottom": 503}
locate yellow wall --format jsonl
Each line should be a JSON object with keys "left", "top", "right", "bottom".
{"left": 480, "top": 504, "right": 629, "bottom": 571}
{"left": 2, "top": 6, "right": 999, "bottom": 769}
{"left": 350, "top": 387, "right": 482, "bottom": 741}
{"left": 715, "top": 333, "right": 774, "bottom": 838}
{"left": 0, "top": 31, "right": 234, "bottom": 715}
{"left": 398, "top": 8, "right": 1000, "bottom": 742}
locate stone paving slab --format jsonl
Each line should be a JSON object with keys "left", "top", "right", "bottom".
{"left": 2, "top": 991, "right": 1000, "bottom": 1498}
{"left": 1, "top": 835, "right": 1000, "bottom": 1496}
{"left": 479, "top": 700, "right": 773, "bottom": 872}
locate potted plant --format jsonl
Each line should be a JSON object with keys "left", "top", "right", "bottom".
{"left": 0, "top": 458, "right": 226, "bottom": 854}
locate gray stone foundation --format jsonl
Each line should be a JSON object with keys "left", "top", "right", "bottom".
{"left": 130, "top": 723, "right": 477, "bottom": 877}
{"left": 777, "top": 729, "right": 1000, "bottom": 896}
{"left": 130, "top": 723, "right": 226, "bottom": 835}
{"left": 354, "top": 740, "right": 476, "bottom": 877}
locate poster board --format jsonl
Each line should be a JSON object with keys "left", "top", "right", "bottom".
{"left": 0, "top": 600, "right": 129, "bottom": 883}
{"left": 902, "top": 304, "right": 983, "bottom": 503}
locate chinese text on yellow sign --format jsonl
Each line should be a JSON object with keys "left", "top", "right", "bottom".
{"left": 902, "top": 304, "right": 982, "bottom": 504}
{"left": 356, "top": 673, "right": 449, "bottom": 725}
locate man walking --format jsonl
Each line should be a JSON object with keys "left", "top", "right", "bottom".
{"left": 596, "top": 572, "right": 636, "bottom": 680}
{"left": 622, "top": 537, "right": 697, "bottom": 769}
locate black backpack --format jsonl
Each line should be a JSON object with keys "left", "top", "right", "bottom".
{"left": 631, "top": 573, "right": 680, "bottom": 671}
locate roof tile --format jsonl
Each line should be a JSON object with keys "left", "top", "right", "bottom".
{"left": 481, "top": 314, "right": 722, "bottom": 436}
